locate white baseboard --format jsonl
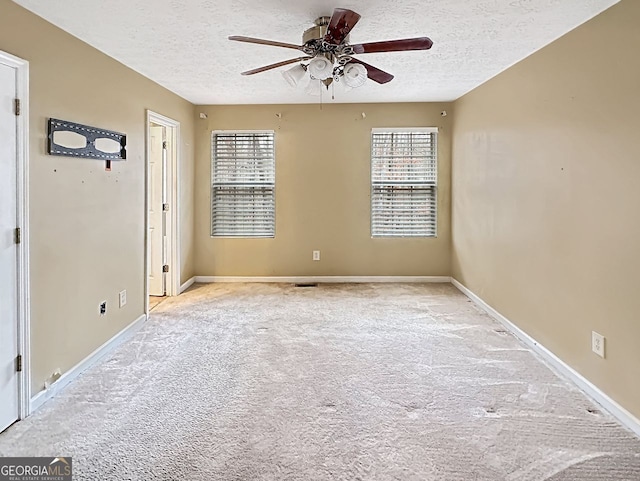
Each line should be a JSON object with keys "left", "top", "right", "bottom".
{"left": 30, "top": 313, "right": 147, "bottom": 413}
{"left": 451, "top": 278, "right": 640, "bottom": 438}
{"left": 180, "top": 277, "right": 195, "bottom": 293}
{"left": 193, "top": 276, "right": 451, "bottom": 284}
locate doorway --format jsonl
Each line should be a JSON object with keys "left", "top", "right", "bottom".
{"left": 146, "top": 111, "right": 180, "bottom": 314}
{"left": 0, "top": 50, "right": 29, "bottom": 431}
{"left": 148, "top": 123, "right": 166, "bottom": 297}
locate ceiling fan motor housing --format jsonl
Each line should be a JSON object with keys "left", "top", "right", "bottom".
{"left": 303, "top": 16, "right": 349, "bottom": 46}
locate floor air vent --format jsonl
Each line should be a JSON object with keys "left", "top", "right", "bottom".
{"left": 294, "top": 283, "right": 318, "bottom": 288}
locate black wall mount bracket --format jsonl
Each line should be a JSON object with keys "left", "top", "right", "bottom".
{"left": 47, "top": 118, "right": 127, "bottom": 161}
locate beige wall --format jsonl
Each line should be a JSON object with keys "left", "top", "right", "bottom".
{"left": 0, "top": 0, "right": 195, "bottom": 393}
{"left": 194, "top": 103, "right": 452, "bottom": 277}
{"left": 452, "top": 0, "right": 640, "bottom": 418}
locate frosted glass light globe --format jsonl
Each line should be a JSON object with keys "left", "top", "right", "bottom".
{"left": 343, "top": 63, "right": 368, "bottom": 88}
{"left": 308, "top": 57, "right": 334, "bottom": 80}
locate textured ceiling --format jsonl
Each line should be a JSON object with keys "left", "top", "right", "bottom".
{"left": 13, "top": 0, "right": 619, "bottom": 104}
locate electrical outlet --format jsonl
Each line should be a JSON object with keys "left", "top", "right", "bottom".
{"left": 592, "top": 331, "right": 605, "bottom": 358}
{"left": 313, "top": 250, "right": 320, "bottom": 261}
{"left": 119, "top": 289, "right": 127, "bottom": 308}
{"left": 99, "top": 301, "right": 107, "bottom": 316}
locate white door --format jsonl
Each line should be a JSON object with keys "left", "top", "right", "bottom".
{"left": 0, "top": 61, "right": 19, "bottom": 432}
{"left": 148, "top": 125, "right": 165, "bottom": 296}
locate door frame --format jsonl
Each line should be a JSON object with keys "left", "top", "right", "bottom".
{"left": 0, "top": 50, "right": 30, "bottom": 418}
{"left": 145, "top": 111, "right": 180, "bottom": 314}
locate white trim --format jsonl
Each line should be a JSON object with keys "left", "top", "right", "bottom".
{"left": 0, "top": 51, "right": 31, "bottom": 420}
{"left": 371, "top": 127, "right": 438, "bottom": 133}
{"left": 30, "top": 314, "right": 147, "bottom": 413}
{"left": 180, "top": 277, "right": 195, "bottom": 293}
{"left": 212, "top": 129, "right": 275, "bottom": 135}
{"left": 194, "top": 276, "right": 451, "bottom": 284}
{"left": 451, "top": 278, "right": 640, "bottom": 438}
{"left": 145, "top": 111, "right": 181, "bottom": 316}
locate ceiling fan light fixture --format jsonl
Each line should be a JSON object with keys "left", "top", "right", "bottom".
{"left": 282, "top": 64, "right": 306, "bottom": 87}
{"left": 343, "top": 62, "right": 368, "bottom": 88}
{"left": 305, "top": 78, "right": 323, "bottom": 97}
{"left": 230, "top": 8, "right": 434, "bottom": 92}
{"left": 308, "top": 56, "right": 334, "bottom": 80}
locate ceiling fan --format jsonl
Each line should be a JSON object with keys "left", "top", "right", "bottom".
{"left": 229, "top": 8, "right": 433, "bottom": 92}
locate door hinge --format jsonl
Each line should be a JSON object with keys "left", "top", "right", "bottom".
{"left": 16, "top": 355, "right": 22, "bottom": 372}
{"left": 162, "top": 141, "right": 167, "bottom": 150}
{"left": 163, "top": 265, "right": 169, "bottom": 273}
{"left": 14, "top": 98, "right": 21, "bottom": 116}
{"left": 15, "top": 227, "right": 21, "bottom": 244}
{"left": 162, "top": 203, "right": 169, "bottom": 212}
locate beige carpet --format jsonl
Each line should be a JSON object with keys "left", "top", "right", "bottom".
{"left": 1, "top": 283, "right": 639, "bottom": 480}
{"left": 149, "top": 295, "right": 166, "bottom": 311}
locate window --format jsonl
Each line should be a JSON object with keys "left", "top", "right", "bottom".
{"left": 371, "top": 128, "right": 437, "bottom": 237}
{"left": 211, "top": 131, "right": 275, "bottom": 237}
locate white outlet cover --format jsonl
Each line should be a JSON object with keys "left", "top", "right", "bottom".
{"left": 313, "top": 250, "right": 320, "bottom": 261}
{"left": 119, "top": 290, "right": 127, "bottom": 308}
{"left": 592, "top": 331, "right": 605, "bottom": 358}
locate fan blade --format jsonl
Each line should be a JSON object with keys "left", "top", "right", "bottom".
{"left": 351, "top": 37, "right": 433, "bottom": 54}
{"left": 241, "top": 57, "right": 311, "bottom": 76}
{"left": 229, "top": 36, "right": 303, "bottom": 51}
{"left": 349, "top": 59, "right": 394, "bottom": 84}
{"left": 324, "top": 8, "right": 361, "bottom": 45}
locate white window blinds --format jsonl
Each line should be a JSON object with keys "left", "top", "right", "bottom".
{"left": 211, "top": 131, "right": 275, "bottom": 237}
{"left": 371, "top": 129, "right": 437, "bottom": 237}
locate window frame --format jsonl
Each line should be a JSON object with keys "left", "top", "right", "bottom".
{"left": 370, "top": 127, "right": 438, "bottom": 238}
{"left": 210, "top": 129, "right": 276, "bottom": 238}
